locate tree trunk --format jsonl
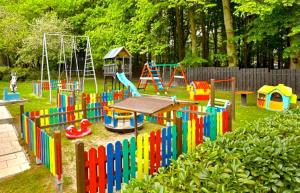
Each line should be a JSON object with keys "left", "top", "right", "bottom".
{"left": 200, "top": 12, "right": 209, "bottom": 60}
{"left": 290, "top": 36, "right": 300, "bottom": 69}
{"left": 176, "top": 6, "right": 185, "bottom": 61}
{"left": 213, "top": 17, "right": 218, "bottom": 55}
{"left": 290, "top": 51, "right": 300, "bottom": 69}
{"left": 188, "top": 8, "right": 197, "bottom": 56}
{"left": 222, "top": 0, "right": 238, "bottom": 67}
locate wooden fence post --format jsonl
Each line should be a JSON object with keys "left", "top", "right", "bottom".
{"left": 134, "top": 112, "right": 138, "bottom": 138}
{"left": 166, "top": 111, "right": 171, "bottom": 126}
{"left": 173, "top": 110, "right": 182, "bottom": 157}
{"left": 210, "top": 79, "right": 215, "bottom": 107}
{"left": 20, "top": 104, "right": 24, "bottom": 139}
{"left": 35, "top": 116, "right": 42, "bottom": 164}
{"left": 54, "top": 131, "right": 63, "bottom": 192}
{"left": 57, "top": 87, "right": 59, "bottom": 107}
{"left": 228, "top": 105, "right": 233, "bottom": 132}
{"left": 82, "top": 95, "right": 87, "bottom": 119}
{"left": 231, "top": 77, "right": 236, "bottom": 120}
{"left": 76, "top": 141, "right": 86, "bottom": 193}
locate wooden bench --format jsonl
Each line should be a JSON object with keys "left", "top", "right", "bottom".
{"left": 235, "top": 91, "right": 256, "bottom": 106}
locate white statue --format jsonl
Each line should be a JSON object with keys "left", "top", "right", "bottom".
{"left": 10, "top": 72, "right": 17, "bottom": 93}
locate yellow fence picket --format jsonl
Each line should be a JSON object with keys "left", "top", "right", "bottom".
{"left": 44, "top": 109, "right": 50, "bottom": 127}
{"left": 40, "top": 110, "right": 45, "bottom": 127}
{"left": 143, "top": 133, "right": 149, "bottom": 175}
{"left": 137, "top": 135, "right": 143, "bottom": 180}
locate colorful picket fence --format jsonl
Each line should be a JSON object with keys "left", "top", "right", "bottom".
{"left": 57, "top": 93, "right": 75, "bottom": 108}
{"left": 146, "top": 105, "right": 230, "bottom": 142}
{"left": 33, "top": 80, "right": 81, "bottom": 96}
{"left": 23, "top": 102, "right": 102, "bottom": 130}
{"left": 77, "top": 107, "right": 231, "bottom": 193}
{"left": 56, "top": 90, "right": 129, "bottom": 109}
{"left": 22, "top": 114, "right": 62, "bottom": 180}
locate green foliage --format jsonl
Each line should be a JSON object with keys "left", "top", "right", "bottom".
{"left": 123, "top": 109, "right": 300, "bottom": 192}
{"left": 0, "top": 7, "right": 28, "bottom": 64}
{"left": 181, "top": 54, "right": 208, "bottom": 67}
{"left": 17, "top": 12, "right": 71, "bottom": 67}
{"left": 0, "top": 67, "right": 39, "bottom": 81}
{"left": 233, "top": 0, "right": 300, "bottom": 58}
{"left": 0, "top": 66, "right": 9, "bottom": 80}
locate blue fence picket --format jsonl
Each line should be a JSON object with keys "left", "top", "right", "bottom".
{"left": 107, "top": 143, "right": 114, "bottom": 193}
{"left": 167, "top": 126, "right": 172, "bottom": 166}
{"left": 115, "top": 141, "right": 122, "bottom": 191}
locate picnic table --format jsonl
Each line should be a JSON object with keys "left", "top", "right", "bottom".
{"left": 235, "top": 91, "right": 255, "bottom": 106}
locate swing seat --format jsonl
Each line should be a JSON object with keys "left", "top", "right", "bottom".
{"left": 65, "top": 119, "right": 92, "bottom": 139}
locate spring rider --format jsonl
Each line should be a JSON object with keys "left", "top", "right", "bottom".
{"left": 65, "top": 119, "right": 92, "bottom": 139}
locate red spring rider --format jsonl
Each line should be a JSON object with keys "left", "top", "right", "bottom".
{"left": 65, "top": 119, "right": 92, "bottom": 139}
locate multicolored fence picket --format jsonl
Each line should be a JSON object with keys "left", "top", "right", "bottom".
{"left": 57, "top": 93, "right": 75, "bottom": 108}
{"left": 146, "top": 105, "right": 230, "bottom": 142}
{"left": 23, "top": 102, "right": 102, "bottom": 130}
{"left": 22, "top": 114, "right": 62, "bottom": 181}
{"left": 76, "top": 107, "right": 231, "bottom": 193}
{"left": 57, "top": 90, "right": 129, "bottom": 108}
{"left": 33, "top": 80, "right": 81, "bottom": 96}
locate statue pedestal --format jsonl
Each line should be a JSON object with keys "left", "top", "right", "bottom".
{"left": 3, "top": 88, "right": 21, "bottom": 101}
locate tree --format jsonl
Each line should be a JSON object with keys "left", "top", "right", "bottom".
{"left": 17, "top": 12, "right": 70, "bottom": 67}
{"left": 222, "top": 0, "right": 238, "bottom": 67}
{"left": 0, "top": 7, "right": 28, "bottom": 66}
{"left": 233, "top": 0, "right": 300, "bottom": 69}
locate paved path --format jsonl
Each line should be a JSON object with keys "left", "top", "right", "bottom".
{"left": 0, "top": 106, "right": 30, "bottom": 179}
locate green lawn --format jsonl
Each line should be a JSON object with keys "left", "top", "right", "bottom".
{"left": 0, "top": 79, "right": 277, "bottom": 193}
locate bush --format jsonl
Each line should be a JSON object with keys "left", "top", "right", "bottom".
{"left": 0, "top": 66, "right": 10, "bottom": 80}
{"left": 1, "top": 67, "right": 39, "bottom": 81}
{"left": 123, "top": 109, "right": 300, "bottom": 193}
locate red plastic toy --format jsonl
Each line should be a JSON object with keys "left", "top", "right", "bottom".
{"left": 65, "top": 119, "right": 92, "bottom": 139}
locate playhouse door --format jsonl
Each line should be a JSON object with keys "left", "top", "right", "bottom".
{"left": 269, "top": 92, "right": 284, "bottom": 111}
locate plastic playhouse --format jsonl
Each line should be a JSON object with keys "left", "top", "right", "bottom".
{"left": 257, "top": 84, "right": 297, "bottom": 111}
{"left": 187, "top": 81, "right": 211, "bottom": 101}
{"left": 104, "top": 107, "right": 144, "bottom": 133}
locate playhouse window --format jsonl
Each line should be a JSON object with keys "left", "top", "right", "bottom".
{"left": 270, "top": 92, "right": 283, "bottom": 102}
{"left": 258, "top": 93, "right": 265, "bottom": 100}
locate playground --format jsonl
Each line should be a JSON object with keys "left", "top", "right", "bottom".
{"left": 0, "top": 76, "right": 279, "bottom": 193}
{"left": 0, "top": 43, "right": 298, "bottom": 193}
{"left": 1, "top": 0, "right": 300, "bottom": 192}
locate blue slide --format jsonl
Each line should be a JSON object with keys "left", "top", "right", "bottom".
{"left": 116, "top": 72, "right": 141, "bottom": 97}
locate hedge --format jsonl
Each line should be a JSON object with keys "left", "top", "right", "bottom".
{"left": 123, "top": 108, "right": 300, "bottom": 193}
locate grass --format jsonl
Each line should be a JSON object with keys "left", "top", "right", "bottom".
{"left": 0, "top": 79, "right": 277, "bottom": 193}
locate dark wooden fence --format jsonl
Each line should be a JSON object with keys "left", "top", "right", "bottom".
{"left": 185, "top": 67, "right": 300, "bottom": 97}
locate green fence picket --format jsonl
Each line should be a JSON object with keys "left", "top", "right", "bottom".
{"left": 171, "top": 125, "right": 177, "bottom": 159}
{"left": 129, "top": 137, "right": 136, "bottom": 179}
{"left": 122, "top": 139, "right": 129, "bottom": 183}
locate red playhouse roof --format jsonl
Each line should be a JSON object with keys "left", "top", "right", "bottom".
{"left": 191, "top": 81, "right": 211, "bottom": 90}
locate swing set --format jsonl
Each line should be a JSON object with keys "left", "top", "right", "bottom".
{"left": 156, "top": 63, "right": 188, "bottom": 89}
{"left": 40, "top": 33, "right": 98, "bottom": 103}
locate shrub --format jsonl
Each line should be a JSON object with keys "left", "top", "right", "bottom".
{"left": 1, "top": 67, "right": 39, "bottom": 81}
{"left": 123, "top": 109, "right": 300, "bottom": 193}
{"left": 0, "top": 66, "right": 9, "bottom": 80}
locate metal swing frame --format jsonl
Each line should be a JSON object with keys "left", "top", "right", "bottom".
{"left": 41, "top": 33, "right": 98, "bottom": 103}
